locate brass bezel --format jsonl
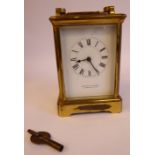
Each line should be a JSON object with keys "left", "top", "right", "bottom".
{"left": 49, "top": 7, "right": 126, "bottom": 116}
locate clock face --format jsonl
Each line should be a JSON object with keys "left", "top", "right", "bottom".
{"left": 70, "top": 38, "right": 108, "bottom": 77}
{"left": 60, "top": 25, "right": 117, "bottom": 99}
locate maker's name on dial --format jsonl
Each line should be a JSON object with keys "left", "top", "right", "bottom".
{"left": 82, "top": 84, "right": 99, "bottom": 88}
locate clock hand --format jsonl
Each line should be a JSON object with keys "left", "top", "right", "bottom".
{"left": 77, "top": 58, "right": 88, "bottom": 63}
{"left": 87, "top": 57, "right": 99, "bottom": 74}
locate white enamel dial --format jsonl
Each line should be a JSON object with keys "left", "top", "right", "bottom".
{"left": 60, "top": 25, "right": 116, "bottom": 99}
{"left": 70, "top": 38, "right": 108, "bottom": 77}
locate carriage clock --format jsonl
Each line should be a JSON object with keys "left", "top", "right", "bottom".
{"left": 49, "top": 6, "right": 126, "bottom": 116}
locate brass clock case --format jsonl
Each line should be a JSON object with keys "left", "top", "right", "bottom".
{"left": 49, "top": 6, "right": 126, "bottom": 116}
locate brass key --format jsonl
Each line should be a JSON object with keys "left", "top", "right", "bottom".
{"left": 27, "top": 129, "right": 64, "bottom": 152}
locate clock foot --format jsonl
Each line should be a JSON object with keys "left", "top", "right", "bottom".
{"left": 57, "top": 96, "right": 122, "bottom": 117}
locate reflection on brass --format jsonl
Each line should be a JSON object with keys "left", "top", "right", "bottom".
{"left": 49, "top": 6, "right": 126, "bottom": 117}
{"left": 76, "top": 104, "right": 111, "bottom": 110}
{"left": 104, "top": 6, "right": 115, "bottom": 14}
{"left": 71, "top": 111, "right": 112, "bottom": 115}
{"left": 56, "top": 8, "right": 66, "bottom": 16}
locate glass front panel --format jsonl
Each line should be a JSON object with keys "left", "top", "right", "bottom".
{"left": 60, "top": 25, "right": 117, "bottom": 99}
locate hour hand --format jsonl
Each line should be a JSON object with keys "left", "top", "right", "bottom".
{"left": 76, "top": 58, "right": 87, "bottom": 63}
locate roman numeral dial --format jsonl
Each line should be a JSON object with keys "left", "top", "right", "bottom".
{"left": 78, "top": 42, "right": 83, "bottom": 48}
{"left": 70, "top": 58, "right": 77, "bottom": 61}
{"left": 72, "top": 63, "right": 79, "bottom": 70}
{"left": 70, "top": 37, "right": 108, "bottom": 77}
{"left": 86, "top": 39, "right": 91, "bottom": 46}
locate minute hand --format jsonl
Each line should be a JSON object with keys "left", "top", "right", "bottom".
{"left": 87, "top": 57, "right": 99, "bottom": 74}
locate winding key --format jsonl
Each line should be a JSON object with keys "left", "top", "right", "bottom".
{"left": 27, "top": 129, "right": 64, "bottom": 152}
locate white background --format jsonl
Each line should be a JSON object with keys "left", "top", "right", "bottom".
{"left": 6, "top": 0, "right": 155, "bottom": 155}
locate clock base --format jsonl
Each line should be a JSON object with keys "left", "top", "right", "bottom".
{"left": 57, "top": 96, "right": 122, "bottom": 117}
